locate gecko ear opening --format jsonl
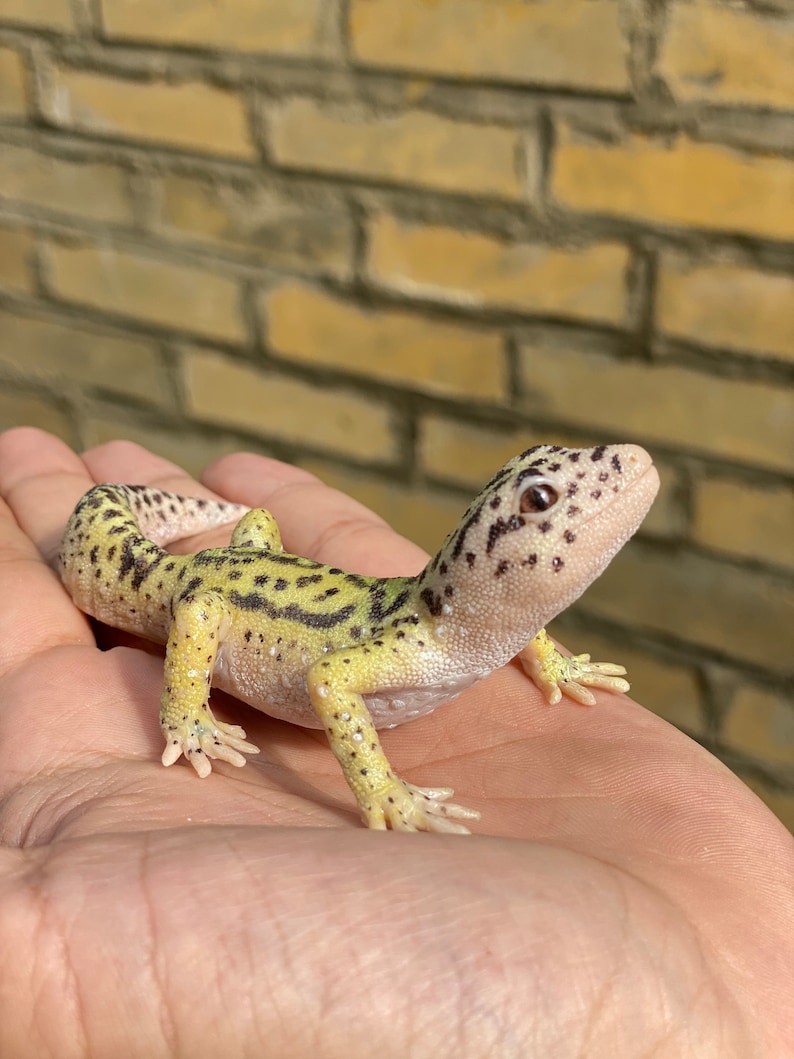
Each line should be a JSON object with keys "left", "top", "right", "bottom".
{"left": 518, "top": 481, "right": 559, "bottom": 514}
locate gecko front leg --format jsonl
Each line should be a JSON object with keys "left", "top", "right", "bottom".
{"left": 520, "top": 627, "right": 630, "bottom": 706}
{"left": 307, "top": 634, "right": 480, "bottom": 833}
{"left": 160, "top": 589, "right": 260, "bottom": 776}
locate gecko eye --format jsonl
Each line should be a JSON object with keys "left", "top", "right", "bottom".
{"left": 519, "top": 481, "right": 559, "bottom": 514}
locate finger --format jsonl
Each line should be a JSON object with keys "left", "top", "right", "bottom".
{"left": 80, "top": 438, "right": 210, "bottom": 493}
{"left": 0, "top": 429, "right": 94, "bottom": 672}
{"left": 0, "top": 427, "right": 99, "bottom": 559}
{"left": 203, "top": 451, "right": 429, "bottom": 576}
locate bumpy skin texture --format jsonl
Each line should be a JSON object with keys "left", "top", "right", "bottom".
{"left": 59, "top": 443, "right": 659, "bottom": 831}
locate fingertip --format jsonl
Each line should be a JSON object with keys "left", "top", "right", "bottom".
{"left": 202, "top": 451, "right": 319, "bottom": 502}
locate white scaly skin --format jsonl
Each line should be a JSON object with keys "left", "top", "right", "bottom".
{"left": 59, "top": 442, "right": 659, "bottom": 833}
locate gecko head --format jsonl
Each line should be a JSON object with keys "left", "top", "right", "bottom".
{"left": 425, "top": 443, "right": 659, "bottom": 634}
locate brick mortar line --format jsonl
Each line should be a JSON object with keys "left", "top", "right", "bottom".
{"left": 1, "top": 126, "right": 792, "bottom": 266}
{"left": 7, "top": 31, "right": 794, "bottom": 143}
{"left": 2, "top": 278, "right": 791, "bottom": 489}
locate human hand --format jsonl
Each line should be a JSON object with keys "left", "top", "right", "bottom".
{"left": 0, "top": 427, "right": 791, "bottom": 1057}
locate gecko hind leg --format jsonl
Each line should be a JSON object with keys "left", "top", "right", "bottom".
{"left": 229, "top": 509, "right": 283, "bottom": 551}
{"left": 520, "top": 628, "right": 630, "bottom": 707}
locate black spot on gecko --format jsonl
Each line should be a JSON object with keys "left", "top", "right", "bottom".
{"left": 178, "top": 576, "right": 203, "bottom": 601}
{"left": 485, "top": 514, "right": 526, "bottom": 555}
{"left": 552, "top": 557, "right": 564, "bottom": 572}
{"left": 518, "top": 445, "right": 541, "bottom": 460}
{"left": 611, "top": 454, "right": 622, "bottom": 472}
{"left": 564, "top": 530, "right": 576, "bottom": 544}
{"left": 591, "top": 490, "right": 602, "bottom": 500}
{"left": 495, "top": 559, "right": 510, "bottom": 577}
{"left": 229, "top": 590, "right": 356, "bottom": 630}
{"left": 598, "top": 471, "right": 609, "bottom": 483}
{"left": 451, "top": 501, "right": 484, "bottom": 560}
{"left": 345, "top": 573, "right": 370, "bottom": 589}
{"left": 369, "top": 586, "right": 410, "bottom": 624}
{"left": 590, "top": 446, "right": 606, "bottom": 462}
{"left": 465, "top": 552, "right": 476, "bottom": 568}
{"left": 420, "top": 587, "right": 443, "bottom": 617}
{"left": 274, "top": 579, "right": 288, "bottom": 591}
{"left": 296, "top": 574, "right": 324, "bottom": 588}
{"left": 314, "top": 586, "right": 340, "bottom": 601}
{"left": 270, "top": 554, "right": 323, "bottom": 569}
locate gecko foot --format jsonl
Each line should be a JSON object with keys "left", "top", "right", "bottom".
{"left": 520, "top": 632, "right": 630, "bottom": 707}
{"left": 161, "top": 714, "right": 260, "bottom": 778}
{"left": 361, "top": 778, "right": 480, "bottom": 834}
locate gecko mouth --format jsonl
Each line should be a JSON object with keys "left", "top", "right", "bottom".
{"left": 580, "top": 456, "right": 660, "bottom": 540}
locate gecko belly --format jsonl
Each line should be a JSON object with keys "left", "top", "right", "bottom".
{"left": 212, "top": 640, "right": 482, "bottom": 730}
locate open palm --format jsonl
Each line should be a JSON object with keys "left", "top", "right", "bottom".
{"left": 0, "top": 426, "right": 791, "bottom": 1058}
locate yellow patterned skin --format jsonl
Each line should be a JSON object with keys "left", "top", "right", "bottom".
{"left": 59, "top": 443, "right": 659, "bottom": 832}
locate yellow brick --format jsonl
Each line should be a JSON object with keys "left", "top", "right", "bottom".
{"left": 0, "top": 309, "right": 168, "bottom": 404}
{"left": 659, "top": 4, "right": 794, "bottom": 111}
{"left": 50, "top": 70, "right": 254, "bottom": 159}
{"left": 44, "top": 242, "right": 245, "bottom": 342}
{"left": 517, "top": 342, "right": 794, "bottom": 473}
{"left": 270, "top": 98, "right": 524, "bottom": 200}
{"left": 157, "top": 174, "right": 353, "bottom": 277}
{"left": 657, "top": 258, "right": 794, "bottom": 363}
{"left": 300, "top": 459, "right": 463, "bottom": 560}
{"left": 633, "top": 460, "right": 683, "bottom": 540}
{"left": 723, "top": 687, "right": 794, "bottom": 768}
{"left": 553, "top": 122, "right": 794, "bottom": 240}
{"left": 582, "top": 541, "right": 794, "bottom": 673}
{"left": 102, "top": 0, "right": 335, "bottom": 56}
{"left": 350, "top": 0, "right": 628, "bottom": 93}
{"left": 0, "top": 144, "right": 132, "bottom": 224}
{"left": 693, "top": 478, "right": 794, "bottom": 571}
{"left": 264, "top": 283, "right": 505, "bottom": 400}
{"left": 0, "top": 386, "right": 71, "bottom": 438}
{"left": 0, "top": 0, "right": 73, "bottom": 29}
{"left": 0, "top": 46, "right": 28, "bottom": 117}
{"left": 368, "top": 215, "right": 628, "bottom": 324}
{"left": 419, "top": 417, "right": 553, "bottom": 487}
{"left": 551, "top": 616, "right": 703, "bottom": 734}
{"left": 183, "top": 351, "right": 397, "bottom": 462}
{"left": 0, "top": 228, "right": 35, "bottom": 295}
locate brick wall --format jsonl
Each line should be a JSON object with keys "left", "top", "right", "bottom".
{"left": 0, "top": 1, "right": 792, "bottom": 827}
